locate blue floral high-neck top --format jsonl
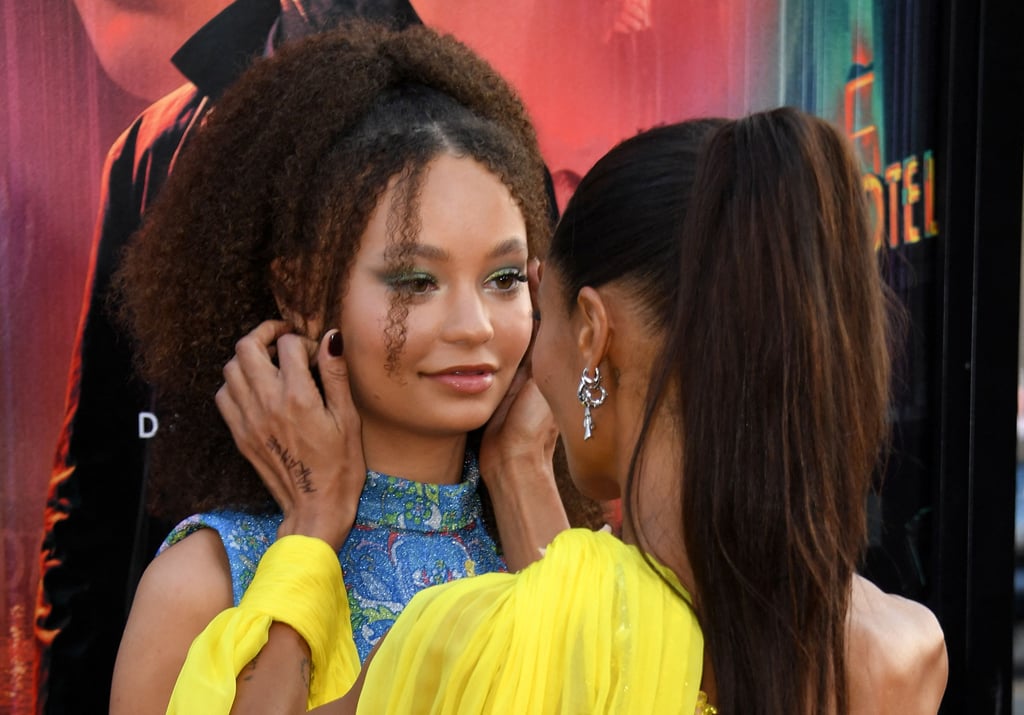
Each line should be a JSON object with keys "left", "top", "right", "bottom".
{"left": 161, "top": 452, "right": 505, "bottom": 660}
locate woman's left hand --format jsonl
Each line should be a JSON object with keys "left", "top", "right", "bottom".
{"left": 215, "top": 320, "right": 366, "bottom": 551}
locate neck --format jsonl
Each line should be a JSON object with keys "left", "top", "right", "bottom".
{"left": 361, "top": 427, "right": 468, "bottom": 485}
{"left": 616, "top": 407, "right": 695, "bottom": 596}
{"left": 617, "top": 418, "right": 716, "bottom": 703}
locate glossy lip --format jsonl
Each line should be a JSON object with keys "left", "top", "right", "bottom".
{"left": 423, "top": 364, "right": 497, "bottom": 395}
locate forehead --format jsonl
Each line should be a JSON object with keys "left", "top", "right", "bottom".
{"left": 360, "top": 153, "right": 527, "bottom": 256}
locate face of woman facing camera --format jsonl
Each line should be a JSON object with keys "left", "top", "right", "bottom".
{"left": 340, "top": 153, "right": 533, "bottom": 441}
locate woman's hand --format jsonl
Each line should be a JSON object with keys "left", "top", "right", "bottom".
{"left": 481, "top": 258, "right": 558, "bottom": 476}
{"left": 215, "top": 320, "right": 365, "bottom": 551}
{"left": 481, "top": 368, "right": 559, "bottom": 482}
{"left": 479, "top": 260, "right": 569, "bottom": 570}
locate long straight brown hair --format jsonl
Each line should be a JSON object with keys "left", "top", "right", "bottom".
{"left": 551, "top": 108, "right": 892, "bottom": 713}
{"left": 666, "top": 108, "right": 890, "bottom": 712}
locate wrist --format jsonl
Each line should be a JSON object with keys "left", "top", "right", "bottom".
{"left": 277, "top": 508, "right": 356, "bottom": 552}
{"left": 267, "top": 620, "right": 311, "bottom": 658}
{"left": 242, "top": 536, "right": 347, "bottom": 660}
{"left": 482, "top": 451, "right": 555, "bottom": 498}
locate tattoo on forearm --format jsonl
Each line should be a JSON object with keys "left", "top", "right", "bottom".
{"left": 266, "top": 436, "right": 316, "bottom": 493}
{"left": 242, "top": 653, "right": 260, "bottom": 682}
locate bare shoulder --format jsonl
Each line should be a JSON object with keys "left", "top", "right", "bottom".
{"left": 847, "top": 575, "right": 948, "bottom": 715}
{"left": 110, "top": 528, "right": 234, "bottom": 714}
{"left": 135, "top": 527, "right": 233, "bottom": 597}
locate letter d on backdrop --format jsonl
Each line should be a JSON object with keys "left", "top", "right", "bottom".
{"left": 138, "top": 412, "right": 158, "bottom": 439}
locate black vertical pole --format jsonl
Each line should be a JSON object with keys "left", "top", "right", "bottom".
{"left": 934, "top": 0, "right": 1023, "bottom": 712}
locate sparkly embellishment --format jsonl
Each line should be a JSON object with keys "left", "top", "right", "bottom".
{"left": 577, "top": 367, "right": 607, "bottom": 441}
{"left": 161, "top": 452, "right": 505, "bottom": 661}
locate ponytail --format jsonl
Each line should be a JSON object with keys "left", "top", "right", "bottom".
{"left": 659, "top": 107, "right": 889, "bottom": 713}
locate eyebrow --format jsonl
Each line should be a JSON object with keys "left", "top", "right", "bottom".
{"left": 409, "top": 237, "right": 528, "bottom": 261}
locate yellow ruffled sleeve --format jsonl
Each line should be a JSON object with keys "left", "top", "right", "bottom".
{"left": 166, "top": 535, "right": 360, "bottom": 714}
{"left": 357, "top": 529, "right": 704, "bottom": 714}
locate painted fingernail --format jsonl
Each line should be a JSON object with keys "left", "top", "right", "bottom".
{"left": 328, "top": 331, "right": 344, "bottom": 357}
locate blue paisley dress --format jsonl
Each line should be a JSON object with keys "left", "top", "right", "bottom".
{"left": 161, "top": 452, "right": 504, "bottom": 660}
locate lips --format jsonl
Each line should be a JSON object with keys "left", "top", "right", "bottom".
{"left": 425, "top": 365, "right": 497, "bottom": 395}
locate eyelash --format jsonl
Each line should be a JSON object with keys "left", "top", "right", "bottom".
{"left": 385, "top": 271, "right": 437, "bottom": 295}
{"left": 384, "top": 268, "right": 527, "bottom": 296}
{"left": 485, "top": 268, "right": 528, "bottom": 293}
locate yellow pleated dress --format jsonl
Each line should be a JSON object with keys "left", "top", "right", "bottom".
{"left": 168, "top": 529, "right": 706, "bottom": 714}
{"left": 357, "top": 527, "right": 705, "bottom": 714}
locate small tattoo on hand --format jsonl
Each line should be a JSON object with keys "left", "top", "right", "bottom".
{"left": 266, "top": 436, "right": 317, "bottom": 493}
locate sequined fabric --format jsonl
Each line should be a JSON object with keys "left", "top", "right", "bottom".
{"left": 161, "top": 452, "right": 504, "bottom": 660}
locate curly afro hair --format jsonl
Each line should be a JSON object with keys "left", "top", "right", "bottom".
{"left": 114, "top": 21, "right": 604, "bottom": 533}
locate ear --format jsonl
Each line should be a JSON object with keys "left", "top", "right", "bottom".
{"left": 575, "top": 286, "right": 612, "bottom": 370}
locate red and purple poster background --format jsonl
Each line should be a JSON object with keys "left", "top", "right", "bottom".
{"left": 1, "top": 1, "right": 938, "bottom": 709}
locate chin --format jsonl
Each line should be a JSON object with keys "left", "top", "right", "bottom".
{"left": 461, "top": 398, "right": 507, "bottom": 429}
{"left": 425, "top": 410, "right": 499, "bottom": 437}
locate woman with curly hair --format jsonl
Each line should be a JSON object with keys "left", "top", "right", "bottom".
{"left": 212, "top": 110, "right": 947, "bottom": 713}
{"left": 108, "top": 21, "right": 602, "bottom": 714}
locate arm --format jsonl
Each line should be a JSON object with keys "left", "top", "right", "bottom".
{"left": 231, "top": 623, "right": 314, "bottom": 715}
{"left": 847, "top": 574, "right": 948, "bottom": 715}
{"left": 479, "top": 375, "right": 569, "bottom": 570}
{"left": 307, "top": 640, "right": 382, "bottom": 715}
{"left": 479, "top": 259, "right": 569, "bottom": 571}
{"left": 165, "top": 323, "right": 365, "bottom": 713}
{"left": 110, "top": 529, "right": 234, "bottom": 714}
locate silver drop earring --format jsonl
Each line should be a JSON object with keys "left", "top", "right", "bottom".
{"left": 577, "top": 366, "right": 607, "bottom": 440}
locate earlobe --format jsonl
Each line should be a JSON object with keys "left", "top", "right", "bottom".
{"left": 575, "top": 286, "right": 612, "bottom": 369}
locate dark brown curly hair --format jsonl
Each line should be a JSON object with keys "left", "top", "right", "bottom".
{"left": 114, "top": 22, "right": 602, "bottom": 531}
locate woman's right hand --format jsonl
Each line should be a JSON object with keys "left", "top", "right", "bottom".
{"left": 215, "top": 320, "right": 365, "bottom": 551}
{"left": 479, "top": 259, "right": 570, "bottom": 570}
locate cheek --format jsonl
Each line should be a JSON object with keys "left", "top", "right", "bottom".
{"left": 338, "top": 272, "right": 398, "bottom": 358}
{"left": 497, "top": 298, "right": 533, "bottom": 364}
{"left": 509, "top": 310, "right": 533, "bottom": 361}
{"left": 532, "top": 340, "right": 554, "bottom": 397}
{"left": 338, "top": 336, "right": 388, "bottom": 408}
{"left": 532, "top": 327, "right": 568, "bottom": 420}
{"left": 337, "top": 296, "right": 391, "bottom": 397}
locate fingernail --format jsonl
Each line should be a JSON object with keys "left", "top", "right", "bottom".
{"left": 328, "top": 331, "right": 344, "bottom": 357}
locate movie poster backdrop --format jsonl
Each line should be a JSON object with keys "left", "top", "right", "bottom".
{"left": 1, "top": 1, "right": 941, "bottom": 709}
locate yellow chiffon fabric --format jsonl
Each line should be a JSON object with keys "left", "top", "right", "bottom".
{"left": 166, "top": 535, "right": 360, "bottom": 714}
{"left": 358, "top": 528, "right": 705, "bottom": 714}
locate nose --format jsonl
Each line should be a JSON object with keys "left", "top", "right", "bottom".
{"left": 442, "top": 286, "right": 495, "bottom": 345}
